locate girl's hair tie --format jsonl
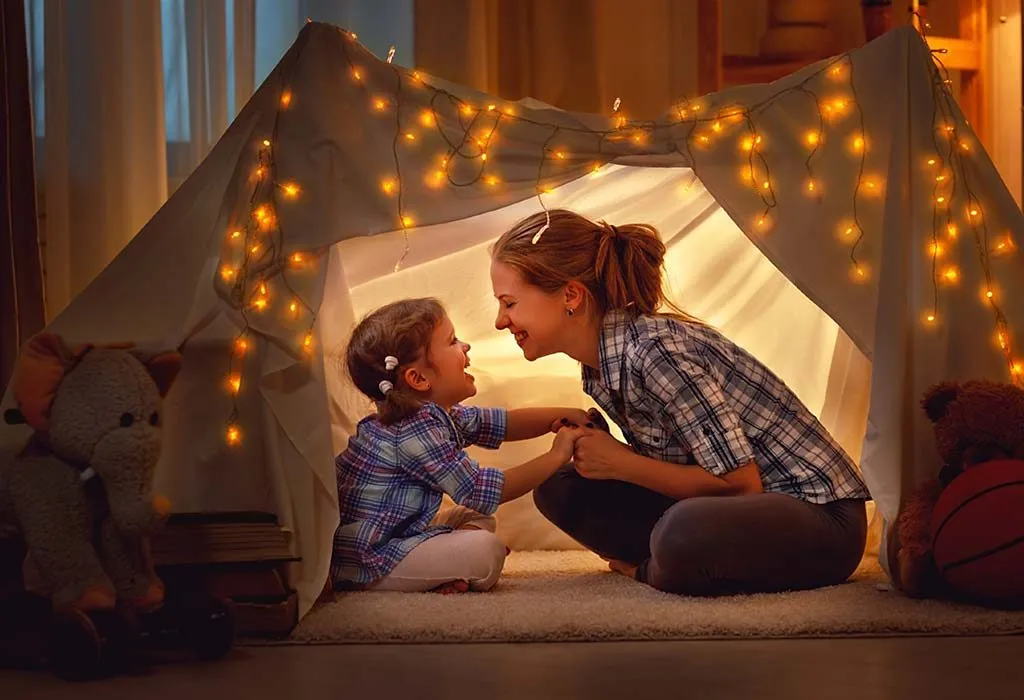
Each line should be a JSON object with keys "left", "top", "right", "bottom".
{"left": 384, "top": 355, "right": 399, "bottom": 371}
{"left": 378, "top": 380, "right": 394, "bottom": 396}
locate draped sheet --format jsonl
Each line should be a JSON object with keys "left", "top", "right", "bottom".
{"left": 2, "top": 23, "right": 1019, "bottom": 617}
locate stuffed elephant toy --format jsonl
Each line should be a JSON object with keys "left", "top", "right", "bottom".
{"left": 1, "top": 332, "right": 182, "bottom": 614}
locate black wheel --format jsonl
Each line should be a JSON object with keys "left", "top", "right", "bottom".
{"left": 186, "top": 597, "right": 235, "bottom": 661}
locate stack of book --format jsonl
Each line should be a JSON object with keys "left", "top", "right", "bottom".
{"left": 151, "top": 511, "right": 300, "bottom": 637}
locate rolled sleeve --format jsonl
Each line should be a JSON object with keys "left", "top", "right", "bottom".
{"left": 449, "top": 404, "right": 508, "bottom": 449}
{"left": 639, "top": 338, "right": 755, "bottom": 476}
{"left": 398, "top": 425, "right": 506, "bottom": 515}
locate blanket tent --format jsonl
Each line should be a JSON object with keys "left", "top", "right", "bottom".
{"left": 2, "top": 22, "right": 1022, "bottom": 618}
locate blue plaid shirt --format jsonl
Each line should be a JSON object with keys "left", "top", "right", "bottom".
{"left": 331, "top": 402, "right": 507, "bottom": 584}
{"left": 582, "top": 310, "right": 870, "bottom": 504}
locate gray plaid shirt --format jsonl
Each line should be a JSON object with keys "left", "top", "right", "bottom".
{"left": 581, "top": 310, "right": 870, "bottom": 504}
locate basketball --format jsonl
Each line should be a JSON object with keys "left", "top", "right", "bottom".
{"left": 930, "top": 459, "right": 1024, "bottom": 605}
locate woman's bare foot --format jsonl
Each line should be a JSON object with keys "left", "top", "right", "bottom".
{"left": 607, "top": 559, "right": 638, "bottom": 579}
{"left": 431, "top": 579, "right": 470, "bottom": 594}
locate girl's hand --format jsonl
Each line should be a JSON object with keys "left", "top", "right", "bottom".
{"left": 573, "top": 429, "right": 631, "bottom": 481}
{"left": 549, "top": 408, "right": 610, "bottom": 433}
{"left": 550, "top": 426, "right": 585, "bottom": 463}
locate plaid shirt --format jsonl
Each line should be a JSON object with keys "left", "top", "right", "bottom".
{"left": 331, "top": 402, "right": 507, "bottom": 584}
{"left": 582, "top": 310, "right": 870, "bottom": 504}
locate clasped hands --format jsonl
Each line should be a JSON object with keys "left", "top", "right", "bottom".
{"left": 549, "top": 408, "right": 632, "bottom": 481}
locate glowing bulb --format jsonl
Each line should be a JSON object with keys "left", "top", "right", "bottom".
{"left": 699, "top": 135, "right": 710, "bottom": 145}
{"left": 960, "top": 141, "right": 970, "bottom": 151}
{"left": 487, "top": 104, "right": 496, "bottom": 111}
{"left": 373, "top": 98, "right": 388, "bottom": 111}
{"left": 741, "top": 136, "right": 755, "bottom": 152}
{"left": 936, "top": 174, "right": 946, "bottom": 182}
{"left": 262, "top": 139, "right": 271, "bottom": 147}
{"left": 942, "top": 266, "right": 959, "bottom": 283}
{"left": 255, "top": 167, "right": 265, "bottom": 179}
{"left": 936, "top": 196, "right": 946, "bottom": 204}
{"left": 226, "top": 425, "right": 242, "bottom": 445}
{"left": 250, "top": 243, "right": 261, "bottom": 255}
{"left": 926, "top": 313, "right": 936, "bottom": 324}
{"left": 998, "top": 331, "right": 1009, "bottom": 350}
{"left": 970, "top": 208, "right": 979, "bottom": 218}
{"left": 927, "top": 158, "right": 936, "bottom": 166}
{"left": 844, "top": 226, "right": 855, "bottom": 237}
{"left": 259, "top": 282, "right": 267, "bottom": 296}
{"left": 235, "top": 337, "right": 249, "bottom": 354}
{"left": 228, "top": 373, "right": 242, "bottom": 394}
{"left": 412, "top": 71, "right": 422, "bottom": 81}
{"left": 947, "top": 223, "right": 957, "bottom": 238}
{"left": 805, "top": 131, "right": 820, "bottom": 147}
{"left": 381, "top": 179, "right": 397, "bottom": 195}
{"left": 253, "top": 298, "right": 268, "bottom": 311}
{"left": 291, "top": 252, "right": 304, "bottom": 264}
{"left": 485, "top": 175, "right": 499, "bottom": 187}
{"left": 928, "top": 242, "right": 944, "bottom": 257}
{"left": 281, "top": 91, "right": 292, "bottom": 107}
{"left": 282, "top": 183, "right": 299, "bottom": 198}
{"left": 1012, "top": 361, "right": 1023, "bottom": 376}
{"left": 289, "top": 300, "right": 299, "bottom": 316}
{"left": 352, "top": 68, "right": 362, "bottom": 81}
{"left": 255, "top": 205, "right": 268, "bottom": 221}
{"left": 230, "top": 230, "right": 242, "bottom": 241}
{"left": 404, "top": 132, "right": 416, "bottom": 141}
{"left": 303, "top": 333, "right": 314, "bottom": 353}
{"left": 852, "top": 135, "right": 865, "bottom": 152}
{"left": 986, "top": 289, "right": 994, "bottom": 299}
{"left": 402, "top": 215, "right": 414, "bottom": 227}
{"left": 762, "top": 181, "right": 770, "bottom": 190}
{"left": 420, "top": 110, "right": 435, "bottom": 127}
{"left": 220, "top": 265, "right": 236, "bottom": 281}
{"left": 461, "top": 104, "right": 475, "bottom": 116}
{"left": 712, "top": 121, "right": 722, "bottom": 133}
{"left": 805, "top": 179, "right": 817, "bottom": 194}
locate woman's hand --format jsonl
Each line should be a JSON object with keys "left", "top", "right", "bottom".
{"left": 573, "top": 429, "right": 632, "bottom": 481}
{"left": 549, "top": 408, "right": 610, "bottom": 433}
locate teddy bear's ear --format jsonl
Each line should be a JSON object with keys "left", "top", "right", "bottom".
{"left": 139, "top": 352, "right": 183, "bottom": 397}
{"left": 12, "top": 332, "right": 92, "bottom": 431}
{"left": 922, "top": 381, "right": 960, "bottom": 422}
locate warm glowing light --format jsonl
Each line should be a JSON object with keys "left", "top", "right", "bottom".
{"left": 250, "top": 243, "right": 261, "bottom": 255}
{"left": 851, "top": 135, "right": 865, "bottom": 153}
{"left": 259, "top": 282, "right": 267, "bottom": 296}
{"left": 926, "top": 313, "right": 936, "bottom": 324}
{"left": 282, "top": 183, "right": 299, "bottom": 198}
{"left": 712, "top": 121, "right": 722, "bottom": 133}
{"left": 487, "top": 104, "right": 496, "bottom": 111}
{"left": 993, "top": 234, "right": 1017, "bottom": 255}
{"left": 402, "top": 215, "right": 414, "bottom": 227}
{"left": 851, "top": 264, "right": 870, "bottom": 282}
{"left": 253, "top": 298, "right": 268, "bottom": 311}
{"left": 381, "top": 178, "right": 397, "bottom": 195}
{"left": 485, "top": 175, "right": 499, "bottom": 187}
{"left": 936, "top": 196, "right": 946, "bottom": 204}
{"left": 255, "top": 167, "right": 265, "bottom": 179}
{"left": 373, "top": 98, "right": 388, "bottom": 111}
{"left": 220, "top": 265, "right": 236, "bottom": 281}
{"left": 805, "top": 131, "right": 820, "bottom": 147}
{"left": 762, "top": 181, "right": 770, "bottom": 190}
{"left": 404, "top": 132, "right": 416, "bottom": 142}
{"left": 481, "top": 153, "right": 488, "bottom": 162}
{"left": 741, "top": 136, "right": 755, "bottom": 152}
{"left": 228, "top": 373, "right": 242, "bottom": 394}
{"left": 303, "top": 333, "right": 314, "bottom": 353}
{"left": 281, "top": 91, "right": 292, "bottom": 107}
{"left": 1012, "top": 361, "right": 1023, "bottom": 376}
{"left": 960, "top": 141, "right": 970, "bottom": 151}
{"left": 262, "top": 139, "right": 271, "bottom": 147}
{"left": 255, "top": 205, "right": 268, "bottom": 221}
{"left": 426, "top": 170, "right": 445, "bottom": 188}
{"left": 927, "top": 158, "right": 936, "bottom": 166}
{"left": 461, "top": 104, "right": 475, "bottom": 116}
{"left": 226, "top": 425, "right": 242, "bottom": 445}
{"left": 235, "top": 337, "right": 249, "bottom": 354}
{"left": 698, "top": 135, "right": 710, "bottom": 145}
{"left": 929, "top": 242, "right": 944, "bottom": 257}
{"left": 805, "top": 179, "right": 818, "bottom": 194}
{"left": 942, "top": 266, "right": 960, "bottom": 283}
{"left": 947, "top": 223, "right": 958, "bottom": 238}
{"left": 935, "top": 174, "right": 946, "bottom": 182}
{"left": 352, "top": 68, "right": 362, "bottom": 81}
{"left": 420, "top": 110, "right": 435, "bottom": 127}
{"left": 230, "top": 230, "right": 242, "bottom": 241}
{"left": 291, "top": 252, "right": 304, "bottom": 264}
{"left": 969, "top": 207, "right": 979, "bottom": 218}
{"left": 289, "top": 300, "right": 299, "bottom": 316}
{"left": 998, "top": 331, "right": 1009, "bottom": 350}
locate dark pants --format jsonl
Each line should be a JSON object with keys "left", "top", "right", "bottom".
{"left": 533, "top": 464, "right": 867, "bottom": 595}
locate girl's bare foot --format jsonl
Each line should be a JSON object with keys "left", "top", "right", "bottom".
{"left": 607, "top": 559, "right": 638, "bottom": 579}
{"left": 431, "top": 579, "right": 470, "bottom": 594}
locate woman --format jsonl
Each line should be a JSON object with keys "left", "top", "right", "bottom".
{"left": 489, "top": 209, "right": 870, "bottom": 595}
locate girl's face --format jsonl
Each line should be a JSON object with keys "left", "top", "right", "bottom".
{"left": 490, "top": 260, "right": 569, "bottom": 361}
{"left": 414, "top": 314, "right": 476, "bottom": 408}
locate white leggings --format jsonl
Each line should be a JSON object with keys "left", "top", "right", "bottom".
{"left": 369, "top": 504, "right": 507, "bottom": 592}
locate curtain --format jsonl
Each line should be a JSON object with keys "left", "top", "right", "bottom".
{"left": 1, "top": 0, "right": 45, "bottom": 394}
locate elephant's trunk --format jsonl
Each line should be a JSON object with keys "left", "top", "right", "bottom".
{"left": 90, "top": 423, "right": 165, "bottom": 537}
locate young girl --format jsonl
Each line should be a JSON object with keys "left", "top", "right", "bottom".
{"left": 331, "top": 297, "right": 594, "bottom": 594}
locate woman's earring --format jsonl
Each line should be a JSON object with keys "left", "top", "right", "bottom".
{"left": 566, "top": 307, "right": 574, "bottom": 317}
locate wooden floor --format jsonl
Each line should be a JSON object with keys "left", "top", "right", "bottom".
{"left": 2, "top": 636, "right": 1023, "bottom": 698}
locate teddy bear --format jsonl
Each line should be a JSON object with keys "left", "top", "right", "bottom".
{"left": 1, "top": 331, "right": 181, "bottom": 615}
{"left": 886, "top": 379, "right": 1024, "bottom": 598}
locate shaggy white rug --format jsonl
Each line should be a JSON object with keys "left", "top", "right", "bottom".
{"left": 286, "top": 551, "right": 1024, "bottom": 643}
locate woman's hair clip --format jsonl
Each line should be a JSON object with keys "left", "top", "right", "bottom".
{"left": 384, "top": 355, "right": 399, "bottom": 371}
{"left": 378, "top": 380, "right": 394, "bottom": 396}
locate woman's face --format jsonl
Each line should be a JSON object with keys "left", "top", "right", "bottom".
{"left": 490, "top": 260, "right": 569, "bottom": 361}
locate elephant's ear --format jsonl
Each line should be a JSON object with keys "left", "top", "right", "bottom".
{"left": 133, "top": 351, "right": 183, "bottom": 397}
{"left": 12, "top": 332, "right": 92, "bottom": 431}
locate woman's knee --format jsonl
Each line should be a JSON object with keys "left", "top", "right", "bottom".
{"left": 531, "top": 464, "right": 577, "bottom": 526}
{"left": 647, "top": 499, "right": 722, "bottom": 594}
